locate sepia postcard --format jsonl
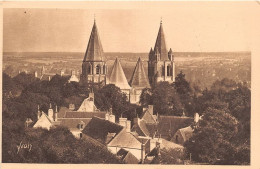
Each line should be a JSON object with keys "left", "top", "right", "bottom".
{"left": 1, "top": 1, "right": 260, "bottom": 169}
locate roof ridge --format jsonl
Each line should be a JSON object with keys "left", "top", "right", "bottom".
{"left": 109, "top": 58, "right": 131, "bottom": 90}
{"left": 130, "top": 57, "right": 150, "bottom": 88}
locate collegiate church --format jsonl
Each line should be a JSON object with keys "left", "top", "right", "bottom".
{"left": 80, "top": 19, "right": 175, "bottom": 104}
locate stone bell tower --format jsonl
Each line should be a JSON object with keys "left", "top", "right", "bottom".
{"left": 80, "top": 19, "right": 107, "bottom": 87}
{"left": 148, "top": 20, "right": 175, "bottom": 86}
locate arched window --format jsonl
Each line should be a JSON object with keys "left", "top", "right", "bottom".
{"left": 96, "top": 65, "right": 101, "bottom": 74}
{"left": 87, "top": 63, "right": 92, "bottom": 74}
{"left": 167, "top": 65, "right": 172, "bottom": 76}
{"left": 176, "top": 135, "right": 179, "bottom": 143}
{"left": 161, "top": 66, "right": 164, "bottom": 76}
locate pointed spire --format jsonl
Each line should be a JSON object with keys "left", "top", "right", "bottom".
{"left": 109, "top": 58, "right": 131, "bottom": 90}
{"left": 83, "top": 19, "right": 104, "bottom": 62}
{"left": 130, "top": 57, "right": 150, "bottom": 88}
{"left": 49, "top": 103, "right": 52, "bottom": 109}
{"left": 38, "top": 105, "right": 40, "bottom": 112}
{"left": 149, "top": 47, "right": 153, "bottom": 54}
{"left": 154, "top": 21, "right": 168, "bottom": 60}
{"left": 169, "top": 48, "right": 173, "bottom": 54}
{"left": 55, "top": 105, "right": 58, "bottom": 112}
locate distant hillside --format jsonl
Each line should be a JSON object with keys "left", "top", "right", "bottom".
{"left": 3, "top": 52, "right": 251, "bottom": 89}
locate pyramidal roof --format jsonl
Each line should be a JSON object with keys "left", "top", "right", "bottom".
{"left": 109, "top": 58, "right": 131, "bottom": 90}
{"left": 154, "top": 21, "right": 169, "bottom": 61}
{"left": 83, "top": 20, "right": 104, "bottom": 62}
{"left": 130, "top": 57, "right": 150, "bottom": 89}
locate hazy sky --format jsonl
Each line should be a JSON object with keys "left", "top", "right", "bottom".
{"left": 3, "top": 1, "right": 259, "bottom": 52}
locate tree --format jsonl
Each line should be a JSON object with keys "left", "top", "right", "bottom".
{"left": 140, "top": 81, "right": 183, "bottom": 115}
{"left": 174, "top": 71, "right": 194, "bottom": 116}
{"left": 94, "top": 84, "right": 137, "bottom": 121}
{"left": 2, "top": 126, "right": 122, "bottom": 163}
{"left": 185, "top": 108, "right": 239, "bottom": 164}
{"left": 139, "top": 88, "right": 153, "bottom": 106}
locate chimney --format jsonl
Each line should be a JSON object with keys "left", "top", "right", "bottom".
{"left": 119, "top": 117, "right": 127, "bottom": 127}
{"left": 48, "top": 76, "right": 51, "bottom": 81}
{"left": 109, "top": 114, "right": 115, "bottom": 123}
{"left": 35, "top": 71, "right": 38, "bottom": 78}
{"left": 143, "top": 107, "right": 147, "bottom": 112}
{"left": 48, "top": 103, "right": 54, "bottom": 121}
{"left": 69, "top": 104, "right": 75, "bottom": 110}
{"left": 134, "top": 117, "right": 140, "bottom": 125}
{"left": 37, "top": 105, "right": 41, "bottom": 120}
{"left": 105, "top": 112, "right": 110, "bottom": 121}
{"left": 148, "top": 105, "right": 154, "bottom": 114}
{"left": 53, "top": 105, "right": 58, "bottom": 121}
{"left": 60, "top": 70, "right": 64, "bottom": 76}
{"left": 194, "top": 112, "right": 200, "bottom": 123}
{"left": 126, "top": 120, "right": 131, "bottom": 132}
{"left": 89, "top": 92, "right": 94, "bottom": 101}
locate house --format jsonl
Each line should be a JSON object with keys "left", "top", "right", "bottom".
{"left": 157, "top": 115, "right": 194, "bottom": 140}
{"left": 33, "top": 104, "right": 59, "bottom": 130}
{"left": 82, "top": 116, "right": 123, "bottom": 144}
{"left": 131, "top": 105, "right": 158, "bottom": 137}
{"left": 68, "top": 70, "right": 79, "bottom": 83}
{"left": 56, "top": 93, "right": 107, "bottom": 138}
{"left": 34, "top": 93, "right": 108, "bottom": 138}
{"left": 82, "top": 115, "right": 151, "bottom": 162}
{"left": 171, "top": 126, "right": 193, "bottom": 145}
{"left": 77, "top": 92, "right": 98, "bottom": 112}
{"left": 117, "top": 148, "right": 139, "bottom": 164}
{"left": 107, "top": 128, "right": 145, "bottom": 161}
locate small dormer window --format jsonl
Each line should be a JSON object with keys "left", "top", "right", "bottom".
{"left": 78, "top": 121, "right": 85, "bottom": 130}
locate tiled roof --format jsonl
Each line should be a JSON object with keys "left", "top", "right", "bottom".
{"left": 178, "top": 126, "right": 194, "bottom": 142}
{"left": 129, "top": 57, "right": 150, "bottom": 89}
{"left": 117, "top": 148, "right": 139, "bottom": 164}
{"left": 160, "top": 138, "right": 184, "bottom": 150}
{"left": 82, "top": 117, "right": 123, "bottom": 144}
{"left": 138, "top": 120, "right": 151, "bottom": 137}
{"left": 64, "top": 111, "right": 106, "bottom": 118}
{"left": 58, "top": 118, "right": 92, "bottom": 129}
{"left": 154, "top": 22, "right": 169, "bottom": 61}
{"left": 140, "top": 109, "right": 157, "bottom": 124}
{"left": 108, "top": 129, "right": 142, "bottom": 149}
{"left": 77, "top": 96, "right": 97, "bottom": 112}
{"left": 83, "top": 20, "right": 104, "bottom": 62}
{"left": 108, "top": 58, "right": 131, "bottom": 90}
{"left": 157, "top": 116, "right": 193, "bottom": 140}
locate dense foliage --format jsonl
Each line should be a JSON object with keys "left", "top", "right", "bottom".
{"left": 2, "top": 72, "right": 250, "bottom": 164}
{"left": 2, "top": 125, "right": 122, "bottom": 163}
{"left": 140, "top": 71, "right": 195, "bottom": 116}
{"left": 2, "top": 73, "right": 125, "bottom": 163}
{"left": 185, "top": 79, "right": 250, "bottom": 165}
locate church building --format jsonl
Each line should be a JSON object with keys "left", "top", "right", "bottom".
{"left": 80, "top": 19, "right": 108, "bottom": 86}
{"left": 148, "top": 20, "right": 175, "bottom": 86}
{"left": 80, "top": 19, "right": 175, "bottom": 103}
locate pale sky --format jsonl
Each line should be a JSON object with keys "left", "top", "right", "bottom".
{"left": 3, "top": 1, "right": 259, "bottom": 52}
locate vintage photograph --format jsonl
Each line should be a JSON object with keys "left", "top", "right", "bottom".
{"left": 2, "top": 1, "right": 253, "bottom": 165}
